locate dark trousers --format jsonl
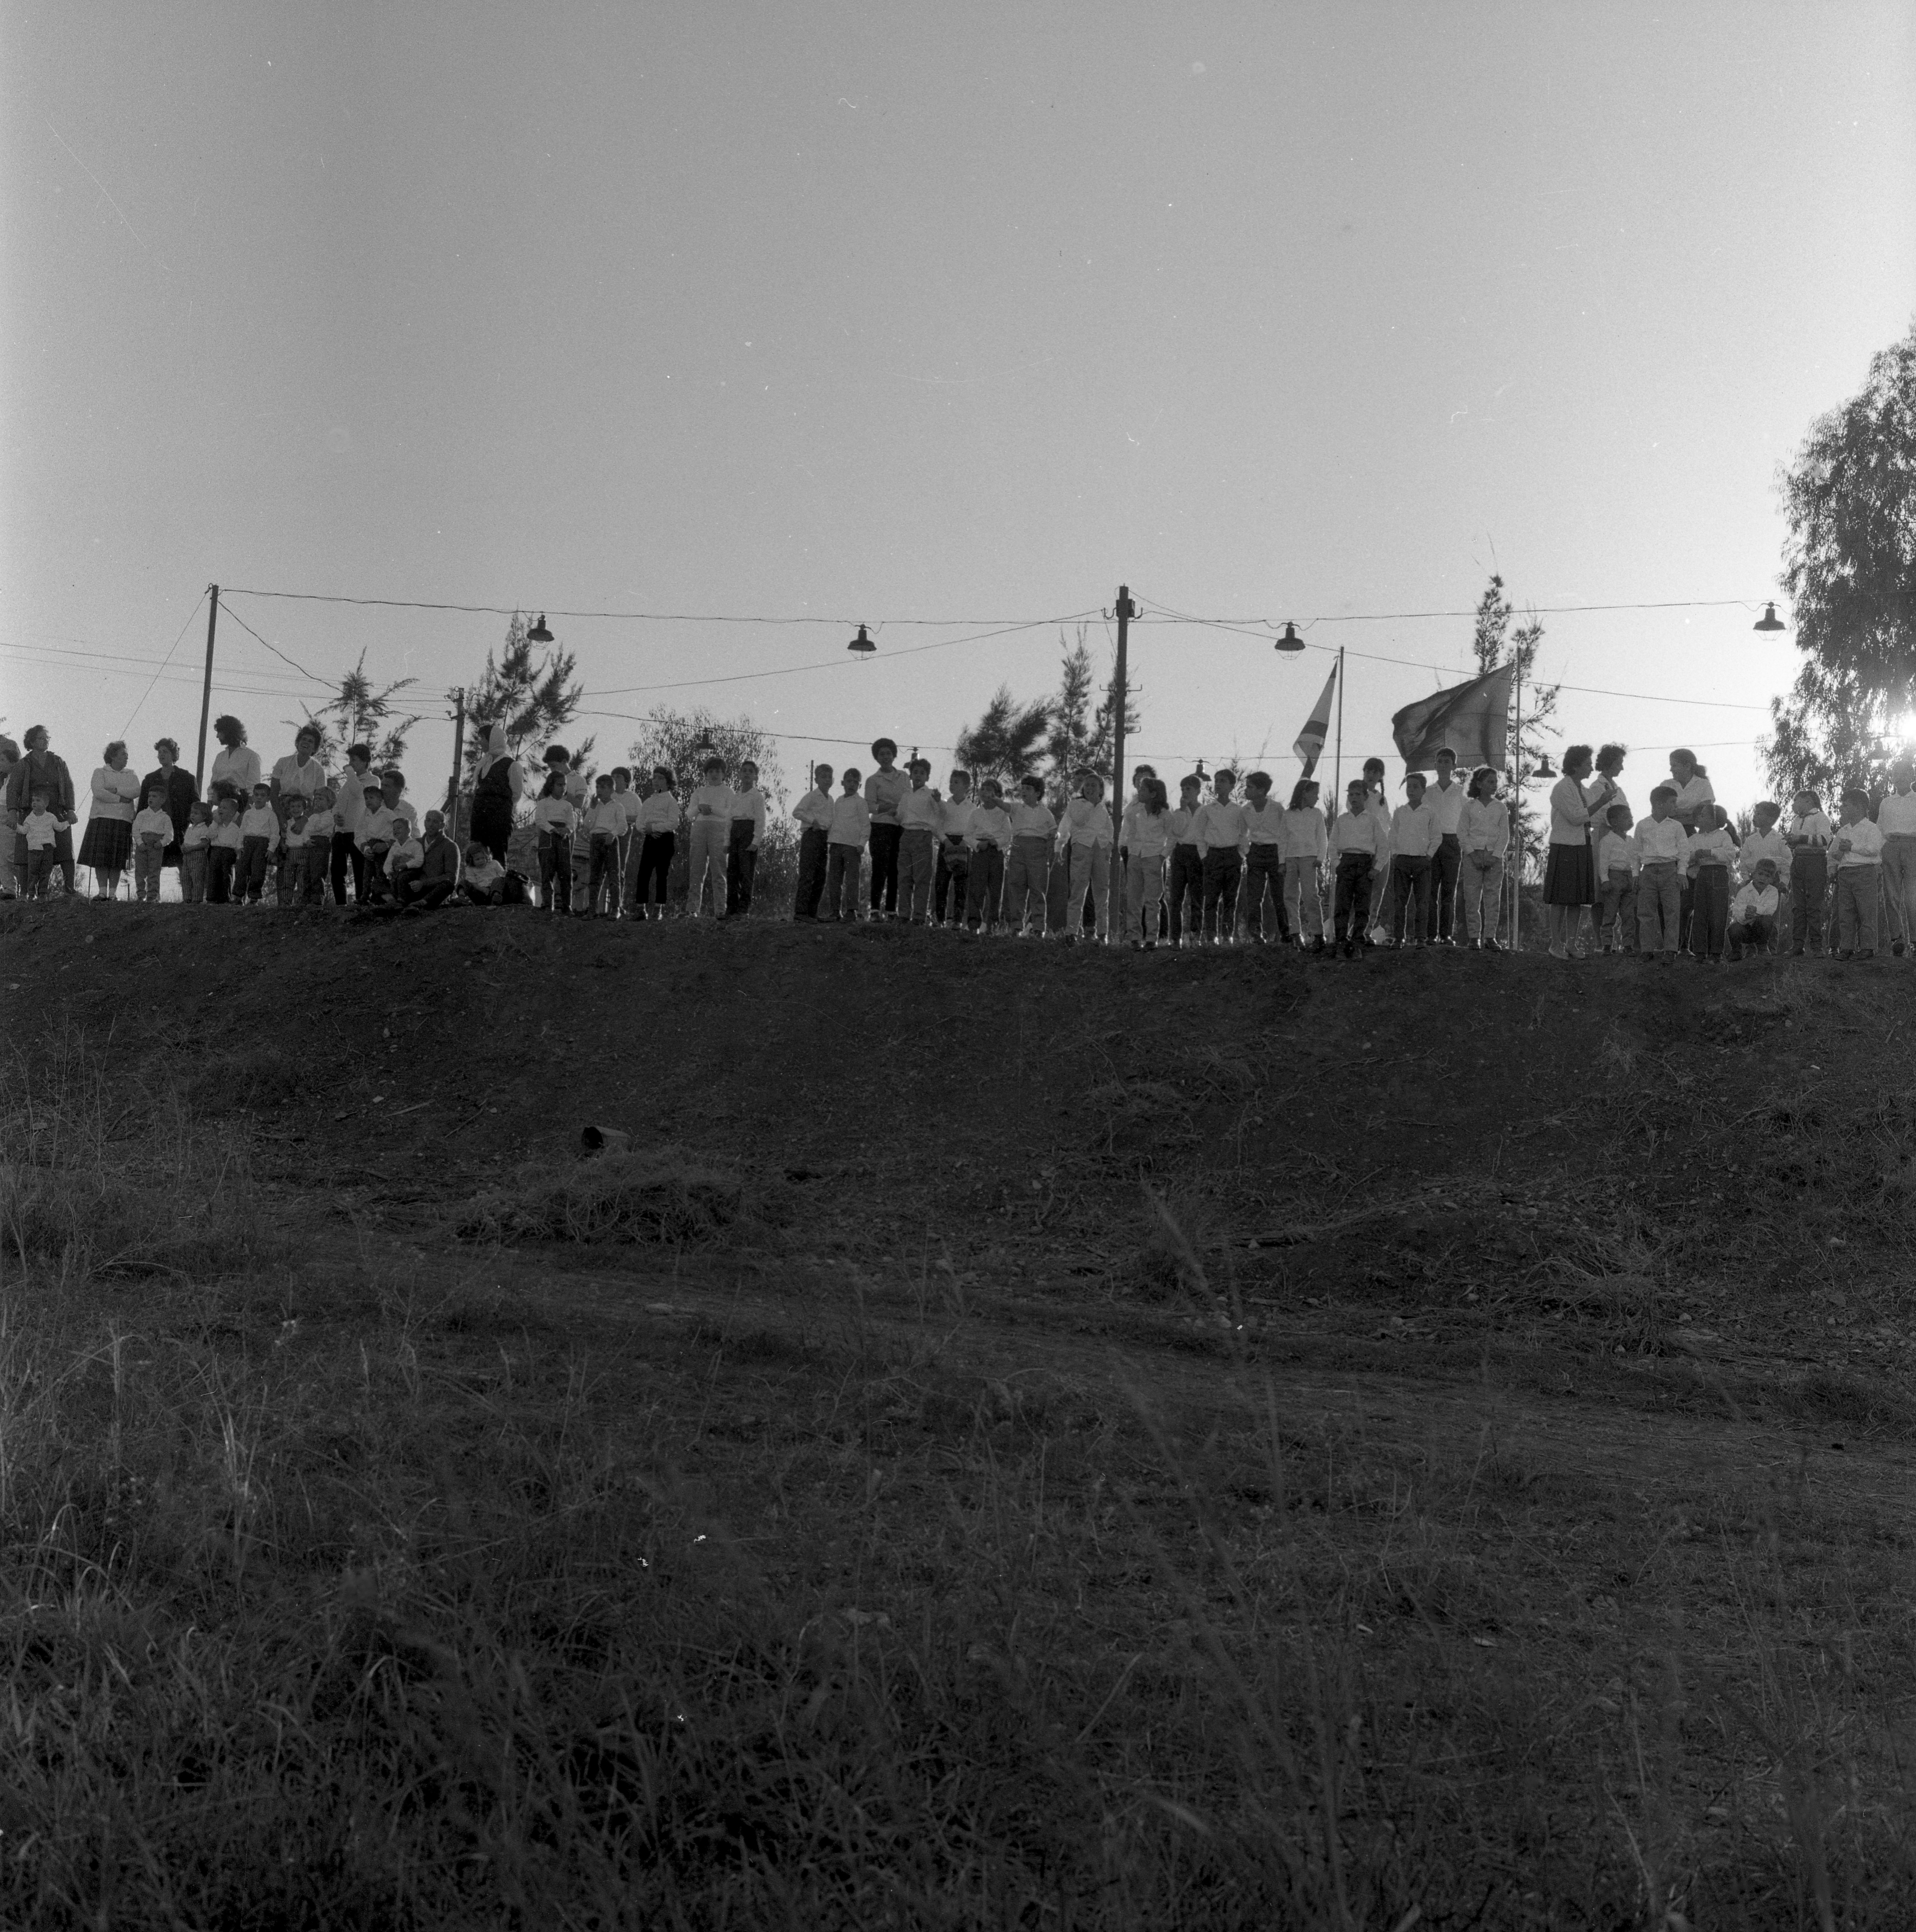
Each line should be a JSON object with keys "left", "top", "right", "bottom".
{"left": 207, "top": 846, "right": 237, "bottom": 904}
{"left": 1689, "top": 866, "right": 1730, "bottom": 959}
{"left": 1389, "top": 855, "right": 1432, "bottom": 942}
{"left": 1791, "top": 850, "right": 1828, "bottom": 951}
{"left": 396, "top": 874, "right": 454, "bottom": 910}
{"left": 1427, "top": 833, "right": 1461, "bottom": 940}
{"left": 868, "top": 822, "right": 902, "bottom": 914}
{"left": 1333, "top": 853, "right": 1374, "bottom": 944}
{"left": 1727, "top": 914, "right": 1776, "bottom": 959}
{"left": 635, "top": 832, "right": 674, "bottom": 916}
{"left": 16, "top": 827, "right": 76, "bottom": 896}
{"left": 25, "top": 846, "right": 57, "bottom": 897}
{"left": 794, "top": 827, "right": 828, "bottom": 918}
{"left": 237, "top": 835, "right": 270, "bottom": 902}
{"left": 538, "top": 833, "right": 571, "bottom": 914}
{"left": 587, "top": 837, "right": 620, "bottom": 914}
{"left": 935, "top": 840, "right": 970, "bottom": 923}
{"left": 726, "top": 820, "right": 757, "bottom": 915}
{"left": 965, "top": 844, "right": 1004, "bottom": 927}
{"left": 1167, "top": 844, "right": 1202, "bottom": 945}
{"left": 1200, "top": 849, "right": 1242, "bottom": 941}
{"left": 329, "top": 830, "right": 364, "bottom": 906}
{"left": 1241, "top": 845, "right": 1289, "bottom": 940}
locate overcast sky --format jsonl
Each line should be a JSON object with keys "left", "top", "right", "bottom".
{"left": 5, "top": 2, "right": 1912, "bottom": 808}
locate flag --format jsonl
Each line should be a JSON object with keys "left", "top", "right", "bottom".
{"left": 1390, "top": 664, "right": 1515, "bottom": 773}
{"left": 1292, "top": 664, "right": 1338, "bottom": 774}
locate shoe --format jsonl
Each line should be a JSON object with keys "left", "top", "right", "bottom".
{"left": 1482, "top": 937, "right": 1501, "bottom": 953}
{"left": 1342, "top": 942, "right": 1356, "bottom": 959}
{"left": 1895, "top": 940, "right": 1906, "bottom": 957}
{"left": 1857, "top": 948, "right": 1875, "bottom": 960}
{"left": 1837, "top": 950, "right": 1853, "bottom": 961}
{"left": 1790, "top": 945, "right": 1805, "bottom": 956}
{"left": 1309, "top": 938, "right": 1325, "bottom": 955}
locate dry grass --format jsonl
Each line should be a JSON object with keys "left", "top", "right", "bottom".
{"left": 455, "top": 1148, "right": 746, "bottom": 1246}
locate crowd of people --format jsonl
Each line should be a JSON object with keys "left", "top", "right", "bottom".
{"left": 6, "top": 715, "right": 1915, "bottom": 962}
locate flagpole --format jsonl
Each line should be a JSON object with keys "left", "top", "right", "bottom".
{"left": 1333, "top": 647, "right": 1345, "bottom": 812}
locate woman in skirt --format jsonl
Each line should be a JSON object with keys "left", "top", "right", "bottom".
{"left": 79, "top": 740, "right": 142, "bottom": 899}
{"left": 1542, "top": 744, "right": 1606, "bottom": 959}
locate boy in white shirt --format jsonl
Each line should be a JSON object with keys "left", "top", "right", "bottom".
{"left": 686, "top": 757, "right": 733, "bottom": 918}
{"left": 583, "top": 773, "right": 625, "bottom": 917}
{"left": 1424, "top": 747, "right": 1469, "bottom": 942}
{"left": 180, "top": 801, "right": 213, "bottom": 904}
{"left": 792, "top": 763, "right": 835, "bottom": 920}
{"left": 1327, "top": 779, "right": 1384, "bottom": 957}
{"left": 278, "top": 797, "right": 310, "bottom": 906}
{"left": 207, "top": 796, "right": 244, "bottom": 905}
{"left": 1004, "top": 774, "right": 1057, "bottom": 938}
{"left": 1055, "top": 771, "right": 1114, "bottom": 944}
{"left": 965, "top": 778, "right": 1013, "bottom": 933}
{"left": 237, "top": 781, "right": 279, "bottom": 906}
{"left": 1595, "top": 803, "right": 1636, "bottom": 954}
{"left": 1238, "top": 770, "right": 1290, "bottom": 944}
{"left": 608, "top": 767, "right": 641, "bottom": 915}
{"left": 299, "top": 789, "right": 336, "bottom": 906}
{"left": 384, "top": 822, "right": 424, "bottom": 894}
{"left": 131, "top": 785, "right": 174, "bottom": 904}
{"left": 893, "top": 758, "right": 943, "bottom": 925}
{"left": 1878, "top": 756, "right": 1916, "bottom": 958}
{"left": 1785, "top": 787, "right": 1834, "bottom": 956}
{"left": 822, "top": 767, "right": 869, "bottom": 922}
{"left": 726, "top": 759, "right": 769, "bottom": 916}
{"left": 1192, "top": 769, "right": 1248, "bottom": 946}
{"left": 933, "top": 769, "right": 974, "bottom": 927}
{"left": 1165, "top": 773, "right": 1204, "bottom": 948}
{"left": 1726, "top": 858, "right": 1782, "bottom": 961}
{"left": 633, "top": 767, "right": 680, "bottom": 920}
{"left": 532, "top": 772, "right": 578, "bottom": 916}
{"left": 1684, "top": 805, "right": 1738, "bottom": 963}
{"left": 1832, "top": 787, "right": 1885, "bottom": 961}
{"left": 1386, "top": 773, "right": 1437, "bottom": 947}
{"left": 21, "top": 788, "right": 63, "bottom": 900}
{"left": 1632, "top": 784, "right": 1687, "bottom": 960}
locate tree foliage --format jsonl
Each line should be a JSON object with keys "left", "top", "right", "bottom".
{"left": 953, "top": 686, "right": 1053, "bottom": 786}
{"left": 624, "top": 708, "right": 786, "bottom": 808}
{"left": 465, "top": 613, "right": 590, "bottom": 780}
{"left": 299, "top": 651, "right": 420, "bottom": 770}
{"left": 951, "top": 628, "right": 1140, "bottom": 790}
{"left": 1467, "top": 575, "right": 1559, "bottom": 878}
{"left": 1764, "top": 320, "right": 1916, "bottom": 801}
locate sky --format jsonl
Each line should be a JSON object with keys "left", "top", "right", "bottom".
{"left": 4, "top": 2, "right": 1913, "bottom": 814}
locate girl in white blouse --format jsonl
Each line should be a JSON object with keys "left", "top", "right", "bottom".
{"left": 1457, "top": 766, "right": 1511, "bottom": 949}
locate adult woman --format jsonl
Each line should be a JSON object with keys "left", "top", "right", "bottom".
{"left": 209, "top": 715, "right": 261, "bottom": 805}
{"left": 469, "top": 722, "right": 526, "bottom": 866}
{"left": 270, "top": 724, "right": 330, "bottom": 898}
{"left": 4, "top": 726, "right": 77, "bottom": 895}
{"left": 140, "top": 738, "right": 200, "bottom": 869}
{"left": 1542, "top": 744, "right": 1602, "bottom": 959}
{"left": 79, "top": 741, "right": 142, "bottom": 899}
{"left": 1587, "top": 743, "right": 1631, "bottom": 950}
{"left": 1667, "top": 749, "right": 1715, "bottom": 953}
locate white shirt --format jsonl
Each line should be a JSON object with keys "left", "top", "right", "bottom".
{"left": 211, "top": 745, "right": 262, "bottom": 798}
{"left": 183, "top": 821, "right": 213, "bottom": 851}
{"left": 1120, "top": 804, "right": 1171, "bottom": 858}
{"left": 1685, "top": 825, "right": 1738, "bottom": 872}
{"left": 639, "top": 791, "right": 681, "bottom": 834}
{"left": 1730, "top": 882, "right": 1780, "bottom": 921}
{"left": 1057, "top": 798, "right": 1113, "bottom": 850}
{"left": 1276, "top": 808, "right": 1328, "bottom": 863}
{"left": 1548, "top": 775, "right": 1595, "bottom": 847}
{"left": 1190, "top": 799, "right": 1247, "bottom": 856}
{"left": 827, "top": 794, "right": 871, "bottom": 845}
{"left": 1425, "top": 775, "right": 1466, "bottom": 836}
{"left": 1834, "top": 818, "right": 1884, "bottom": 867}
{"left": 1788, "top": 810, "right": 1834, "bottom": 850}
{"left": 1458, "top": 797, "right": 1509, "bottom": 858}
{"left": 1597, "top": 830, "right": 1635, "bottom": 876}
{"left": 90, "top": 765, "right": 141, "bottom": 822}
{"left": 1738, "top": 829, "right": 1793, "bottom": 886}
{"left": 1007, "top": 801, "right": 1056, "bottom": 840}
{"left": 1390, "top": 800, "right": 1439, "bottom": 860}
{"left": 132, "top": 806, "right": 174, "bottom": 845}
{"left": 1878, "top": 791, "right": 1916, "bottom": 837}
{"left": 609, "top": 788, "right": 643, "bottom": 834}
{"left": 730, "top": 785, "right": 769, "bottom": 844}
{"left": 532, "top": 796, "right": 577, "bottom": 837}
{"left": 1241, "top": 797, "right": 1285, "bottom": 848}
{"left": 688, "top": 782, "right": 733, "bottom": 823}
{"left": 271, "top": 753, "right": 327, "bottom": 803}
{"left": 967, "top": 804, "right": 1013, "bottom": 850}
{"left": 1633, "top": 816, "right": 1688, "bottom": 865}
{"left": 939, "top": 795, "right": 976, "bottom": 838}
{"left": 385, "top": 835, "right": 423, "bottom": 879}
{"left": 1671, "top": 773, "right": 1715, "bottom": 827}
{"left": 793, "top": 787, "right": 834, "bottom": 833}
{"left": 1328, "top": 810, "right": 1383, "bottom": 862}
{"left": 333, "top": 765, "right": 376, "bottom": 833}
{"left": 896, "top": 784, "right": 944, "bottom": 833}
{"left": 239, "top": 804, "right": 278, "bottom": 840}
{"left": 583, "top": 797, "right": 625, "bottom": 838}
{"left": 303, "top": 809, "right": 336, "bottom": 843}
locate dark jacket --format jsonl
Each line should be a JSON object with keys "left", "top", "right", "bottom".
{"left": 5, "top": 749, "right": 75, "bottom": 821}
{"left": 141, "top": 765, "right": 201, "bottom": 864}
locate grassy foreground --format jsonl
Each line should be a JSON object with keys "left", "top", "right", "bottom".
{"left": 2, "top": 900, "right": 1915, "bottom": 1928}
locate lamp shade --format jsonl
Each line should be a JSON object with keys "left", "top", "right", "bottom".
{"left": 847, "top": 623, "right": 876, "bottom": 655}
{"left": 1273, "top": 621, "right": 1305, "bottom": 652}
{"left": 1753, "top": 602, "right": 1786, "bottom": 633}
{"left": 1530, "top": 754, "right": 1557, "bottom": 780}
{"left": 527, "top": 613, "right": 554, "bottom": 643}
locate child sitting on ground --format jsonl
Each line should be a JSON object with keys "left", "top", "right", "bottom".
{"left": 1726, "top": 858, "right": 1782, "bottom": 960}
{"left": 181, "top": 800, "right": 213, "bottom": 904}
{"left": 461, "top": 840, "right": 507, "bottom": 905}
{"left": 131, "top": 785, "right": 174, "bottom": 904}
{"left": 384, "top": 819, "right": 424, "bottom": 900}
{"left": 1596, "top": 802, "right": 1636, "bottom": 953}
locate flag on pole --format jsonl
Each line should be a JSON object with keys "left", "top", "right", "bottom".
{"left": 1390, "top": 663, "right": 1516, "bottom": 773}
{"left": 1292, "top": 663, "right": 1338, "bottom": 775}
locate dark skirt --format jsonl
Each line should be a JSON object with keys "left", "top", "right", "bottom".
{"left": 1542, "top": 840, "right": 1596, "bottom": 907}
{"left": 78, "top": 817, "right": 132, "bottom": 872}
{"left": 470, "top": 793, "right": 514, "bottom": 864}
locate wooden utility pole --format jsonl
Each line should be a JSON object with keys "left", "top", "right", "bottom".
{"left": 1108, "top": 584, "right": 1137, "bottom": 942}
{"left": 1332, "top": 645, "right": 1345, "bottom": 814}
{"left": 447, "top": 687, "right": 467, "bottom": 844}
{"left": 1509, "top": 656, "right": 1524, "bottom": 951}
{"left": 193, "top": 585, "right": 220, "bottom": 788}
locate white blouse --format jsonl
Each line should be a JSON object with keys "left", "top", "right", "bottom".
{"left": 90, "top": 764, "right": 141, "bottom": 823}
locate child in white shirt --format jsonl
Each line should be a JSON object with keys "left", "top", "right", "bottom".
{"left": 933, "top": 769, "right": 974, "bottom": 927}
{"left": 1832, "top": 786, "right": 1884, "bottom": 960}
{"left": 1457, "top": 766, "right": 1510, "bottom": 951}
{"left": 1595, "top": 803, "right": 1636, "bottom": 954}
{"left": 1785, "top": 787, "right": 1833, "bottom": 955}
{"left": 727, "top": 759, "right": 769, "bottom": 917}
{"left": 1727, "top": 859, "right": 1782, "bottom": 961}
{"left": 1119, "top": 776, "right": 1171, "bottom": 949}
{"left": 686, "top": 757, "right": 732, "bottom": 918}
{"left": 1192, "top": 769, "right": 1248, "bottom": 946}
{"left": 1056, "top": 771, "right": 1114, "bottom": 943}
{"left": 207, "top": 796, "right": 244, "bottom": 905}
{"left": 532, "top": 771, "right": 577, "bottom": 916}
{"left": 21, "top": 789, "right": 63, "bottom": 900}
{"left": 181, "top": 801, "right": 214, "bottom": 904}
{"left": 822, "top": 767, "right": 869, "bottom": 922}
{"left": 965, "top": 778, "right": 1013, "bottom": 933}
{"left": 461, "top": 841, "right": 507, "bottom": 905}
{"left": 1632, "top": 784, "right": 1687, "bottom": 959}
{"left": 298, "top": 789, "right": 336, "bottom": 906}
{"left": 1238, "top": 770, "right": 1289, "bottom": 944}
{"left": 1327, "top": 779, "right": 1384, "bottom": 957}
{"left": 131, "top": 786, "right": 174, "bottom": 904}
{"left": 1277, "top": 779, "right": 1328, "bottom": 951}
{"left": 633, "top": 768, "right": 680, "bottom": 920}
{"left": 583, "top": 773, "right": 625, "bottom": 917}
{"left": 1004, "top": 775, "right": 1057, "bottom": 938}
{"left": 237, "top": 781, "right": 279, "bottom": 906}
{"left": 1684, "top": 805, "right": 1738, "bottom": 963}
{"left": 792, "top": 764, "right": 835, "bottom": 920}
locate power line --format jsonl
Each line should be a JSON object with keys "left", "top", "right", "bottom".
{"left": 214, "top": 603, "right": 331, "bottom": 684}
{"left": 117, "top": 591, "right": 207, "bottom": 741}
